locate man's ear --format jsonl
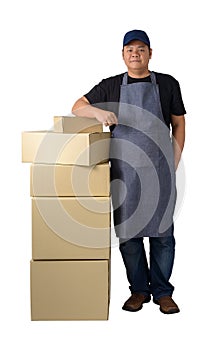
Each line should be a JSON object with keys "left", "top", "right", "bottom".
{"left": 122, "top": 49, "right": 124, "bottom": 60}
{"left": 149, "top": 48, "right": 152, "bottom": 59}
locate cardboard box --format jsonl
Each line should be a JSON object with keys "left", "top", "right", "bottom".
{"left": 54, "top": 116, "right": 103, "bottom": 133}
{"left": 32, "top": 197, "right": 111, "bottom": 259}
{"left": 22, "top": 131, "right": 111, "bottom": 166}
{"left": 30, "top": 260, "right": 110, "bottom": 320}
{"left": 30, "top": 163, "right": 110, "bottom": 197}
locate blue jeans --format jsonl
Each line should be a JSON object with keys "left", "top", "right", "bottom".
{"left": 119, "top": 231, "right": 175, "bottom": 300}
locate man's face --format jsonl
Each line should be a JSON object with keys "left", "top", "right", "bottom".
{"left": 122, "top": 40, "right": 152, "bottom": 72}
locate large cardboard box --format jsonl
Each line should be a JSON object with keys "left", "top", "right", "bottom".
{"left": 32, "top": 197, "right": 110, "bottom": 259}
{"left": 54, "top": 116, "right": 103, "bottom": 133}
{"left": 30, "top": 260, "right": 110, "bottom": 320}
{"left": 30, "top": 163, "right": 110, "bottom": 197}
{"left": 22, "top": 131, "right": 110, "bottom": 166}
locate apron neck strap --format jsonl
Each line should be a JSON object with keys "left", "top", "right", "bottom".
{"left": 122, "top": 73, "right": 128, "bottom": 85}
{"left": 150, "top": 71, "right": 156, "bottom": 84}
{"left": 122, "top": 71, "right": 157, "bottom": 85}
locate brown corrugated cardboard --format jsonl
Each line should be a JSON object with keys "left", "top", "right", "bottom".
{"left": 30, "top": 260, "right": 110, "bottom": 320}
{"left": 32, "top": 197, "right": 111, "bottom": 259}
{"left": 30, "top": 163, "right": 110, "bottom": 197}
{"left": 54, "top": 116, "right": 103, "bottom": 133}
{"left": 22, "top": 131, "right": 110, "bottom": 166}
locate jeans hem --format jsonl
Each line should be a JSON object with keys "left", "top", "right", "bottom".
{"left": 152, "top": 292, "right": 173, "bottom": 301}
{"left": 129, "top": 287, "right": 151, "bottom": 297}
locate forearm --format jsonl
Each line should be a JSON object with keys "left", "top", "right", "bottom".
{"left": 72, "top": 97, "right": 99, "bottom": 118}
{"left": 172, "top": 122, "right": 185, "bottom": 170}
{"left": 72, "top": 96, "right": 118, "bottom": 126}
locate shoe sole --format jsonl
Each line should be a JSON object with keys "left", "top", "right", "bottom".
{"left": 159, "top": 308, "right": 180, "bottom": 314}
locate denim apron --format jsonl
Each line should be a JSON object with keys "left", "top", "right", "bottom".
{"left": 110, "top": 72, "right": 176, "bottom": 239}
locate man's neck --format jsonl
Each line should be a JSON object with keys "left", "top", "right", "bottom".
{"left": 127, "top": 69, "right": 150, "bottom": 79}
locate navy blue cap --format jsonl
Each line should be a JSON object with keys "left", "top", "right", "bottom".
{"left": 123, "top": 30, "right": 150, "bottom": 48}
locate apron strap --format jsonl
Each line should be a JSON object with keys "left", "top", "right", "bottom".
{"left": 122, "top": 71, "right": 157, "bottom": 85}
{"left": 122, "top": 73, "right": 128, "bottom": 85}
{"left": 150, "top": 71, "right": 157, "bottom": 85}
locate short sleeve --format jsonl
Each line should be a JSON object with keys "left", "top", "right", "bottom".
{"left": 170, "top": 80, "right": 186, "bottom": 116}
{"left": 85, "top": 80, "right": 108, "bottom": 104}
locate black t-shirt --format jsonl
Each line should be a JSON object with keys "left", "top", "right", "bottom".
{"left": 84, "top": 71, "right": 186, "bottom": 128}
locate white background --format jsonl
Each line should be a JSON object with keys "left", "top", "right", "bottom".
{"left": 1, "top": 0, "right": 219, "bottom": 349}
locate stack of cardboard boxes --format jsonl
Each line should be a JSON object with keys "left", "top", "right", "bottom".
{"left": 22, "top": 116, "right": 111, "bottom": 320}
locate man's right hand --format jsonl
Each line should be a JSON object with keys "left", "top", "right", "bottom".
{"left": 95, "top": 109, "right": 118, "bottom": 126}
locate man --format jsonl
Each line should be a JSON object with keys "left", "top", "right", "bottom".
{"left": 72, "top": 29, "right": 186, "bottom": 314}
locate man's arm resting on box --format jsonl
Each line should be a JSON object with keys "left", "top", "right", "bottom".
{"left": 72, "top": 96, "right": 118, "bottom": 126}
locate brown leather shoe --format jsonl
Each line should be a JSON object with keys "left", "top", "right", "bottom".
{"left": 122, "top": 293, "right": 151, "bottom": 312}
{"left": 153, "top": 296, "right": 180, "bottom": 314}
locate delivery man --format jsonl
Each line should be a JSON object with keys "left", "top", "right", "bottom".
{"left": 72, "top": 29, "right": 186, "bottom": 314}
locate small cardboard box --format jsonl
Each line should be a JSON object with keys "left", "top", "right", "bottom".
{"left": 54, "top": 116, "right": 103, "bottom": 133}
{"left": 30, "top": 163, "right": 110, "bottom": 197}
{"left": 22, "top": 131, "right": 111, "bottom": 166}
{"left": 30, "top": 260, "right": 110, "bottom": 320}
{"left": 32, "top": 197, "right": 111, "bottom": 259}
